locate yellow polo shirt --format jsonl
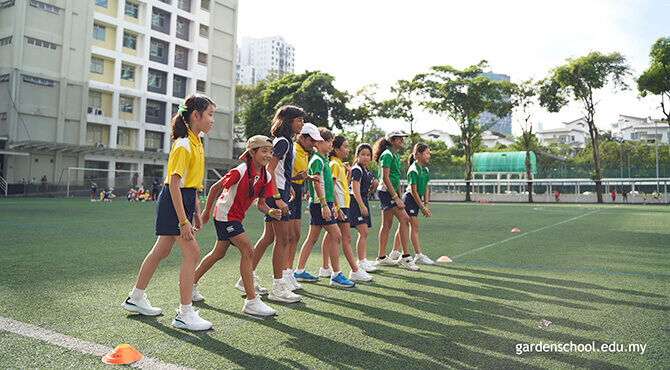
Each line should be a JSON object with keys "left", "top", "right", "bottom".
{"left": 330, "top": 157, "right": 350, "bottom": 208}
{"left": 164, "top": 129, "right": 205, "bottom": 190}
{"left": 292, "top": 142, "right": 309, "bottom": 185}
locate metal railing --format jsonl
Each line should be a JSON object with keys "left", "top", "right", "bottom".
{"left": 0, "top": 176, "right": 7, "bottom": 196}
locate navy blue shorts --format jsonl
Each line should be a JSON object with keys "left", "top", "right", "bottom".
{"left": 264, "top": 187, "right": 291, "bottom": 222}
{"left": 214, "top": 220, "right": 245, "bottom": 241}
{"left": 337, "top": 207, "right": 350, "bottom": 224}
{"left": 377, "top": 189, "right": 397, "bottom": 211}
{"left": 403, "top": 192, "right": 422, "bottom": 217}
{"left": 309, "top": 202, "right": 337, "bottom": 226}
{"left": 155, "top": 185, "right": 196, "bottom": 236}
{"left": 289, "top": 182, "right": 303, "bottom": 220}
{"left": 349, "top": 196, "right": 372, "bottom": 228}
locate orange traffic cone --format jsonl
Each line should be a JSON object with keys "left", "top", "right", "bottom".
{"left": 102, "top": 344, "right": 143, "bottom": 365}
{"left": 511, "top": 228, "right": 520, "bottom": 233}
{"left": 437, "top": 256, "right": 453, "bottom": 263}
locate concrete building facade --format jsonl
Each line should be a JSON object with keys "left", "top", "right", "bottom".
{"left": 236, "top": 35, "right": 294, "bottom": 85}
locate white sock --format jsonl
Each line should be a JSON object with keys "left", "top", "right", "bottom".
{"left": 331, "top": 271, "right": 340, "bottom": 278}
{"left": 273, "top": 278, "right": 283, "bottom": 284}
{"left": 295, "top": 268, "right": 305, "bottom": 274}
{"left": 179, "top": 303, "right": 193, "bottom": 314}
{"left": 130, "top": 287, "right": 145, "bottom": 300}
{"left": 252, "top": 270, "right": 257, "bottom": 277}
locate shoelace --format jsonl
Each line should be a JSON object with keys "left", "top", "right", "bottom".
{"left": 142, "top": 294, "right": 152, "bottom": 306}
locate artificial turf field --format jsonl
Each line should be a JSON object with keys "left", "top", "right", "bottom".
{"left": 0, "top": 198, "right": 668, "bottom": 369}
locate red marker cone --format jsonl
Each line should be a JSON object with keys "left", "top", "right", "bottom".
{"left": 511, "top": 228, "right": 520, "bottom": 233}
{"left": 437, "top": 256, "right": 453, "bottom": 262}
{"left": 102, "top": 344, "right": 143, "bottom": 365}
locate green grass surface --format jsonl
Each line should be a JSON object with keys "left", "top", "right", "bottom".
{"left": 0, "top": 198, "right": 668, "bottom": 369}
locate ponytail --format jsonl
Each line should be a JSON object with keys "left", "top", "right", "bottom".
{"left": 372, "top": 137, "right": 390, "bottom": 163}
{"left": 244, "top": 150, "right": 268, "bottom": 199}
{"left": 170, "top": 94, "right": 215, "bottom": 139}
{"left": 409, "top": 142, "right": 429, "bottom": 166}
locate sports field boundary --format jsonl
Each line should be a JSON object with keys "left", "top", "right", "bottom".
{"left": 0, "top": 316, "right": 191, "bottom": 369}
{"left": 450, "top": 261, "right": 670, "bottom": 278}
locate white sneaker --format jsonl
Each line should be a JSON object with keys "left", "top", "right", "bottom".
{"left": 192, "top": 283, "right": 205, "bottom": 302}
{"left": 349, "top": 269, "right": 374, "bottom": 282}
{"left": 358, "top": 259, "right": 377, "bottom": 272}
{"left": 122, "top": 294, "right": 162, "bottom": 316}
{"left": 235, "top": 276, "right": 269, "bottom": 295}
{"left": 399, "top": 256, "right": 420, "bottom": 271}
{"left": 319, "top": 266, "right": 333, "bottom": 278}
{"left": 268, "top": 281, "right": 301, "bottom": 303}
{"left": 376, "top": 256, "right": 398, "bottom": 266}
{"left": 283, "top": 272, "right": 302, "bottom": 291}
{"left": 172, "top": 309, "right": 212, "bottom": 331}
{"left": 243, "top": 295, "right": 276, "bottom": 316}
{"left": 414, "top": 254, "right": 435, "bottom": 265}
{"left": 388, "top": 250, "right": 402, "bottom": 262}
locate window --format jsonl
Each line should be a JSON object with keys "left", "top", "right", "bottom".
{"left": 117, "top": 128, "right": 131, "bottom": 147}
{"left": 87, "top": 124, "right": 103, "bottom": 144}
{"left": 88, "top": 91, "right": 102, "bottom": 108}
{"left": 23, "top": 75, "right": 54, "bottom": 86}
{"left": 120, "top": 96, "right": 133, "bottom": 113}
{"left": 1, "top": 0, "right": 15, "bottom": 8}
{"left": 145, "top": 131, "right": 164, "bottom": 151}
{"left": 0, "top": 36, "right": 11, "bottom": 46}
{"left": 150, "top": 40, "right": 165, "bottom": 58}
{"left": 173, "top": 75, "right": 186, "bottom": 97}
{"left": 196, "top": 80, "right": 205, "bottom": 93}
{"left": 90, "top": 57, "right": 104, "bottom": 74}
{"left": 0, "top": 74, "right": 9, "bottom": 83}
{"left": 200, "top": 0, "right": 210, "bottom": 10}
{"left": 93, "top": 24, "right": 105, "bottom": 41}
{"left": 27, "top": 37, "right": 57, "bottom": 50}
{"left": 175, "top": 46, "right": 188, "bottom": 69}
{"left": 122, "top": 32, "right": 136, "bottom": 49}
{"left": 124, "top": 1, "right": 138, "bottom": 18}
{"left": 121, "top": 64, "right": 135, "bottom": 81}
{"left": 177, "top": 0, "right": 190, "bottom": 11}
{"left": 176, "top": 17, "right": 189, "bottom": 40}
{"left": 146, "top": 102, "right": 161, "bottom": 119}
{"left": 0, "top": 112, "right": 7, "bottom": 120}
{"left": 197, "top": 52, "right": 207, "bottom": 65}
{"left": 152, "top": 9, "right": 165, "bottom": 28}
{"left": 158, "top": 0, "right": 171, "bottom": 4}
{"left": 199, "top": 24, "right": 208, "bottom": 38}
{"left": 148, "top": 69, "right": 165, "bottom": 89}
{"left": 30, "top": 0, "right": 60, "bottom": 13}
{"left": 95, "top": 0, "right": 107, "bottom": 8}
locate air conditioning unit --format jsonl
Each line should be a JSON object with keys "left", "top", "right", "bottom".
{"left": 95, "top": 142, "right": 106, "bottom": 149}
{"left": 95, "top": 109, "right": 104, "bottom": 116}
{"left": 87, "top": 106, "right": 95, "bottom": 114}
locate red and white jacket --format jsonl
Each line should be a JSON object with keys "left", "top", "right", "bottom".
{"left": 214, "top": 161, "right": 274, "bottom": 222}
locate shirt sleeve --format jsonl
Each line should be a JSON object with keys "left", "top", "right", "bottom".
{"left": 272, "top": 138, "right": 289, "bottom": 159}
{"left": 351, "top": 168, "right": 362, "bottom": 182}
{"left": 167, "top": 146, "right": 189, "bottom": 179}
{"left": 378, "top": 152, "right": 393, "bottom": 168}
{"left": 407, "top": 169, "right": 419, "bottom": 185}
{"left": 309, "top": 158, "right": 323, "bottom": 176}
{"left": 221, "top": 169, "right": 241, "bottom": 189}
{"left": 261, "top": 172, "right": 275, "bottom": 198}
{"left": 330, "top": 162, "right": 339, "bottom": 180}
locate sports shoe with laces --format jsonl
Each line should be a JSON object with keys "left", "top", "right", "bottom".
{"left": 358, "top": 259, "right": 378, "bottom": 272}
{"left": 388, "top": 250, "right": 402, "bottom": 262}
{"left": 243, "top": 295, "right": 276, "bottom": 316}
{"left": 171, "top": 309, "right": 212, "bottom": 331}
{"left": 192, "top": 283, "right": 204, "bottom": 302}
{"left": 268, "top": 280, "right": 301, "bottom": 303}
{"left": 330, "top": 272, "right": 355, "bottom": 288}
{"left": 294, "top": 270, "right": 319, "bottom": 282}
{"left": 122, "top": 293, "right": 162, "bottom": 316}
{"left": 319, "top": 266, "right": 333, "bottom": 277}
{"left": 413, "top": 254, "right": 435, "bottom": 265}
{"left": 376, "top": 256, "right": 398, "bottom": 266}
{"left": 399, "top": 256, "right": 420, "bottom": 271}
{"left": 349, "top": 269, "right": 374, "bottom": 282}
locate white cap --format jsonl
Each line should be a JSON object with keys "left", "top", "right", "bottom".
{"left": 385, "top": 130, "right": 408, "bottom": 140}
{"left": 300, "top": 123, "right": 324, "bottom": 142}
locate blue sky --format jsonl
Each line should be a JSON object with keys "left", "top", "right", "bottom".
{"left": 237, "top": 0, "right": 669, "bottom": 135}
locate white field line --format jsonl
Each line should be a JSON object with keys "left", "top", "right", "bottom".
{"left": 452, "top": 209, "right": 601, "bottom": 259}
{"left": 0, "top": 316, "right": 193, "bottom": 370}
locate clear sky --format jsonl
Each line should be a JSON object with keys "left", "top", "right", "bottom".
{"left": 237, "top": 0, "right": 669, "bottom": 135}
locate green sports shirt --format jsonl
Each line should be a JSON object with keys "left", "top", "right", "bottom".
{"left": 377, "top": 148, "right": 402, "bottom": 192}
{"left": 407, "top": 162, "right": 430, "bottom": 196}
{"left": 308, "top": 152, "right": 334, "bottom": 203}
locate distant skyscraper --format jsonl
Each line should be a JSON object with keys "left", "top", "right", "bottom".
{"left": 236, "top": 36, "right": 295, "bottom": 85}
{"left": 479, "top": 72, "right": 512, "bottom": 136}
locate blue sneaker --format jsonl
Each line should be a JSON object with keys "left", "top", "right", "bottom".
{"left": 294, "top": 271, "right": 319, "bottom": 282}
{"left": 330, "top": 272, "right": 355, "bottom": 288}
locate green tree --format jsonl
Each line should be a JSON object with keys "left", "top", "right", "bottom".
{"left": 510, "top": 79, "right": 540, "bottom": 202}
{"left": 378, "top": 80, "right": 420, "bottom": 146}
{"left": 539, "top": 51, "right": 630, "bottom": 203}
{"left": 413, "top": 60, "right": 513, "bottom": 201}
{"left": 638, "top": 36, "right": 670, "bottom": 154}
{"left": 349, "top": 84, "right": 381, "bottom": 141}
{"left": 243, "top": 71, "right": 351, "bottom": 138}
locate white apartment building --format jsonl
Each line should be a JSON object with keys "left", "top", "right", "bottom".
{"left": 419, "top": 129, "right": 456, "bottom": 148}
{"left": 611, "top": 114, "right": 669, "bottom": 144}
{"left": 0, "top": 0, "right": 238, "bottom": 193}
{"left": 480, "top": 130, "right": 514, "bottom": 148}
{"left": 236, "top": 36, "right": 294, "bottom": 85}
{"left": 537, "top": 118, "right": 590, "bottom": 151}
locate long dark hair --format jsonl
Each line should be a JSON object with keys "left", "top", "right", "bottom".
{"left": 354, "top": 143, "right": 372, "bottom": 164}
{"left": 270, "top": 105, "right": 305, "bottom": 139}
{"left": 171, "top": 94, "right": 215, "bottom": 139}
{"left": 408, "top": 142, "right": 429, "bottom": 166}
{"left": 372, "top": 137, "right": 391, "bottom": 163}
{"left": 243, "top": 150, "right": 267, "bottom": 199}
{"left": 329, "top": 135, "right": 347, "bottom": 158}
{"left": 318, "top": 127, "right": 333, "bottom": 141}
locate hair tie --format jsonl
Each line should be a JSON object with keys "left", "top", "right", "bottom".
{"left": 177, "top": 104, "right": 188, "bottom": 117}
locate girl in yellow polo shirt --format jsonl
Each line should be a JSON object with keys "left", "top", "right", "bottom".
{"left": 122, "top": 94, "right": 216, "bottom": 332}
